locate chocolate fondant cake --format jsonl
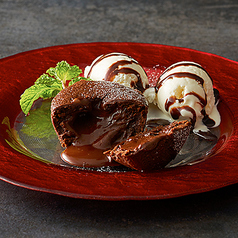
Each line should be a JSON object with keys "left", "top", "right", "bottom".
{"left": 51, "top": 80, "right": 148, "bottom": 149}
{"left": 105, "top": 120, "right": 192, "bottom": 171}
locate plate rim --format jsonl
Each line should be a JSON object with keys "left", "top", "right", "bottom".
{"left": 0, "top": 42, "right": 237, "bottom": 201}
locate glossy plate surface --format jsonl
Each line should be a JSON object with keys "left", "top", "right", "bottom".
{"left": 0, "top": 42, "right": 237, "bottom": 200}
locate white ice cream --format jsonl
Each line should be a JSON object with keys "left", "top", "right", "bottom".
{"left": 84, "top": 52, "right": 149, "bottom": 92}
{"left": 146, "top": 61, "right": 221, "bottom": 132}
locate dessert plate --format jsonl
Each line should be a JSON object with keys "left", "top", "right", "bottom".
{"left": 0, "top": 42, "right": 237, "bottom": 201}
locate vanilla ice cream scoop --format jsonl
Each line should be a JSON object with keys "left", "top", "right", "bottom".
{"left": 153, "top": 61, "right": 220, "bottom": 132}
{"left": 84, "top": 52, "right": 149, "bottom": 92}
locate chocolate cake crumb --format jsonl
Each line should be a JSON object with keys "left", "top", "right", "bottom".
{"left": 105, "top": 120, "right": 192, "bottom": 171}
{"left": 51, "top": 80, "right": 148, "bottom": 149}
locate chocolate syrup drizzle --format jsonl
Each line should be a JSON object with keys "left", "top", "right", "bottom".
{"left": 156, "top": 62, "right": 217, "bottom": 127}
{"left": 165, "top": 96, "right": 181, "bottom": 111}
{"left": 159, "top": 61, "right": 213, "bottom": 83}
{"left": 104, "top": 60, "right": 148, "bottom": 92}
{"left": 156, "top": 72, "right": 205, "bottom": 91}
{"left": 86, "top": 53, "right": 149, "bottom": 92}
{"left": 170, "top": 106, "right": 197, "bottom": 125}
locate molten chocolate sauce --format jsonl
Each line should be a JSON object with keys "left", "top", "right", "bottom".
{"left": 60, "top": 99, "right": 131, "bottom": 168}
{"left": 61, "top": 145, "right": 119, "bottom": 167}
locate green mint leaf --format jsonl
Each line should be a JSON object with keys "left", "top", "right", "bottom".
{"left": 20, "top": 60, "right": 86, "bottom": 115}
{"left": 21, "top": 100, "right": 56, "bottom": 139}
{"left": 68, "top": 77, "right": 91, "bottom": 87}
{"left": 20, "top": 83, "right": 62, "bottom": 115}
{"left": 46, "top": 61, "right": 82, "bottom": 87}
{"left": 35, "top": 73, "right": 61, "bottom": 86}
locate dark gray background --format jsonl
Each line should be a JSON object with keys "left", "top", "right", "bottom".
{"left": 1, "top": 0, "right": 238, "bottom": 237}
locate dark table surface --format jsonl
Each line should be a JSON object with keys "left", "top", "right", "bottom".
{"left": 1, "top": 0, "right": 238, "bottom": 237}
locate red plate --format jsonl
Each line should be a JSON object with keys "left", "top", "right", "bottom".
{"left": 0, "top": 42, "right": 237, "bottom": 200}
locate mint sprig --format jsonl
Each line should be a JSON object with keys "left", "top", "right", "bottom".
{"left": 46, "top": 61, "right": 82, "bottom": 89}
{"left": 20, "top": 61, "right": 90, "bottom": 115}
{"left": 21, "top": 100, "right": 56, "bottom": 139}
